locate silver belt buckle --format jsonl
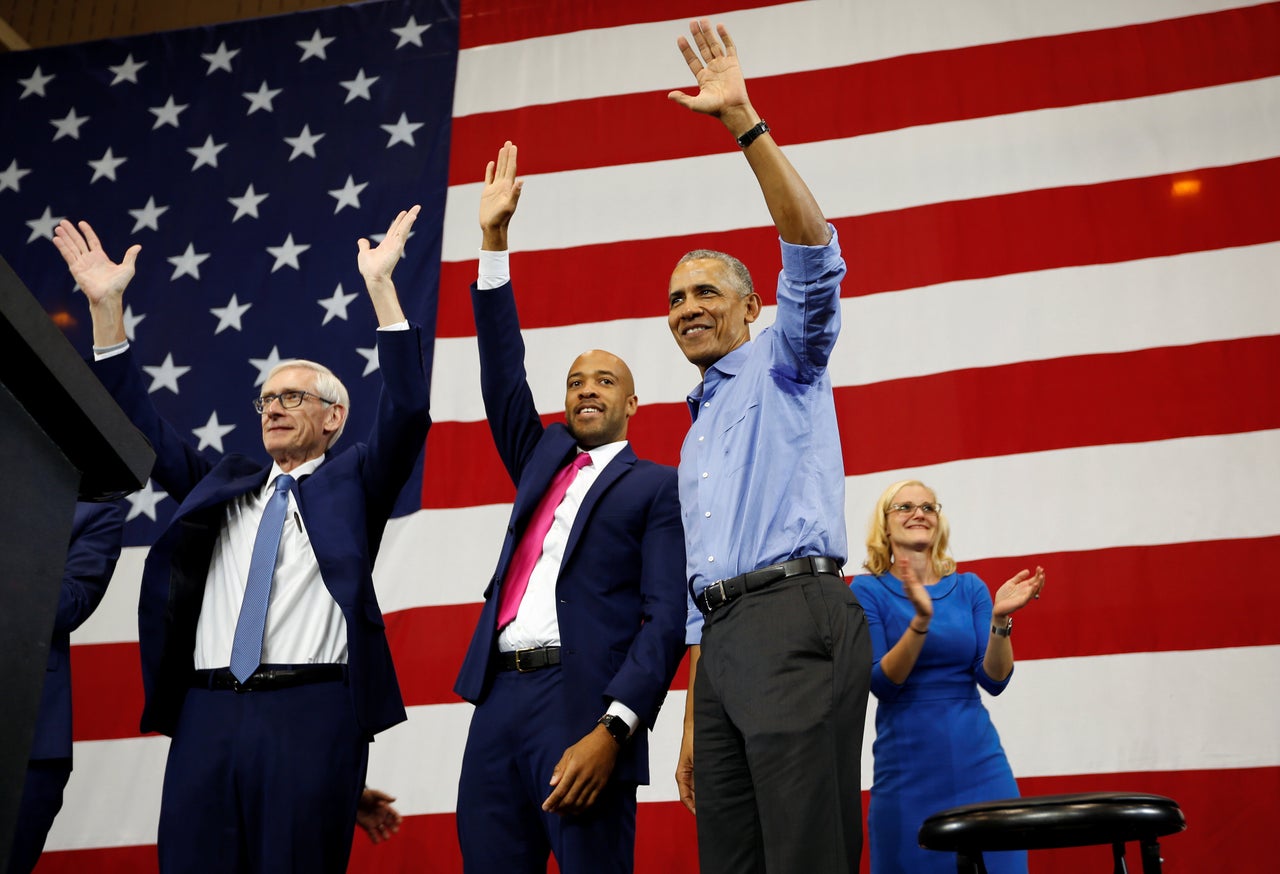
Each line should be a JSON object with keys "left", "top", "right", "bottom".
{"left": 707, "top": 579, "right": 728, "bottom": 611}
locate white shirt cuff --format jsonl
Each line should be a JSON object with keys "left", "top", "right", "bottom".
{"left": 477, "top": 248, "right": 509, "bottom": 290}
{"left": 606, "top": 700, "right": 640, "bottom": 736}
{"left": 93, "top": 340, "right": 129, "bottom": 361}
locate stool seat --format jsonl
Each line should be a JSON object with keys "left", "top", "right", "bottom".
{"left": 918, "top": 792, "right": 1185, "bottom": 873}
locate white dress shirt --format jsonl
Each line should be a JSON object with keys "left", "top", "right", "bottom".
{"left": 193, "top": 456, "right": 347, "bottom": 669}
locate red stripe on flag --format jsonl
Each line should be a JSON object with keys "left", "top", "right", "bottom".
{"left": 421, "top": 412, "right": 559, "bottom": 509}
{"left": 953, "top": 536, "right": 1280, "bottom": 660}
{"left": 385, "top": 602, "right": 480, "bottom": 705}
{"left": 31, "top": 844, "right": 158, "bottom": 874}
{"left": 449, "top": 4, "right": 1280, "bottom": 183}
{"left": 436, "top": 157, "right": 1280, "bottom": 337}
{"left": 843, "top": 336, "right": 1280, "bottom": 476}
{"left": 421, "top": 335, "right": 1280, "bottom": 509}
{"left": 68, "top": 642, "right": 147, "bottom": 744}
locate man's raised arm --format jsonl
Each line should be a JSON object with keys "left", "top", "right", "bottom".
{"left": 668, "top": 19, "right": 830, "bottom": 246}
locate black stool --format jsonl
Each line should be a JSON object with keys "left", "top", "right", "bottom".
{"left": 917, "top": 792, "right": 1186, "bottom": 873}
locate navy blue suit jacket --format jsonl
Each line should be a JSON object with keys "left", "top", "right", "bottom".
{"left": 91, "top": 327, "right": 432, "bottom": 738}
{"left": 30, "top": 500, "right": 127, "bottom": 761}
{"left": 454, "top": 282, "right": 687, "bottom": 785}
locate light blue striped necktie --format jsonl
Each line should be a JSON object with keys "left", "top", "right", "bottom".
{"left": 229, "top": 473, "right": 294, "bottom": 683}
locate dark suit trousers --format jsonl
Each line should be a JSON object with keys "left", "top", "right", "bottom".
{"left": 694, "top": 572, "right": 871, "bottom": 874}
{"left": 457, "top": 666, "right": 637, "bottom": 874}
{"left": 157, "top": 679, "right": 367, "bottom": 874}
{"left": 7, "top": 759, "right": 71, "bottom": 874}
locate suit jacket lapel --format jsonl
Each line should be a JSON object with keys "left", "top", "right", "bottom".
{"left": 560, "top": 444, "right": 635, "bottom": 568}
{"left": 187, "top": 468, "right": 266, "bottom": 515}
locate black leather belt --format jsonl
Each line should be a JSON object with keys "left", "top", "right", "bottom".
{"left": 496, "top": 646, "right": 561, "bottom": 673}
{"left": 695, "top": 556, "right": 843, "bottom": 614}
{"left": 191, "top": 664, "right": 347, "bottom": 693}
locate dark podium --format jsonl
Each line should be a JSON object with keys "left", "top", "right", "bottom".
{"left": 0, "top": 255, "right": 154, "bottom": 871}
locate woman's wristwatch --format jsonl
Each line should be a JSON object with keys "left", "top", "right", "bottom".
{"left": 991, "top": 617, "right": 1013, "bottom": 637}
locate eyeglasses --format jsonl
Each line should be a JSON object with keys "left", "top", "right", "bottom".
{"left": 252, "top": 390, "right": 335, "bottom": 414}
{"left": 888, "top": 502, "right": 941, "bottom": 516}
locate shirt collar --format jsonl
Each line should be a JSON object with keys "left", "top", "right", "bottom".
{"left": 686, "top": 337, "right": 754, "bottom": 408}
{"left": 577, "top": 440, "right": 628, "bottom": 470}
{"left": 266, "top": 454, "right": 324, "bottom": 490}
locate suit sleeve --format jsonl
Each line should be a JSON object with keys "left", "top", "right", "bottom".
{"left": 360, "top": 325, "right": 432, "bottom": 524}
{"left": 90, "top": 348, "right": 214, "bottom": 502}
{"left": 470, "top": 281, "right": 548, "bottom": 484}
{"left": 55, "top": 500, "right": 127, "bottom": 634}
{"left": 601, "top": 467, "right": 689, "bottom": 729}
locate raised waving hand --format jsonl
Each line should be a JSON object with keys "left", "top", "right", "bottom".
{"left": 52, "top": 219, "right": 139, "bottom": 346}
{"left": 357, "top": 204, "right": 420, "bottom": 327}
{"left": 479, "top": 140, "right": 523, "bottom": 251}
{"left": 668, "top": 20, "right": 751, "bottom": 120}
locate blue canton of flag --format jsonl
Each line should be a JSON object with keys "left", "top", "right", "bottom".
{"left": 0, "top": 0, "right": 459, "bottom": 546}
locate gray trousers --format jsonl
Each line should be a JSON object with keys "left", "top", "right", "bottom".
{"left": 695, "top": 570, "right": 871, "bottom": 873}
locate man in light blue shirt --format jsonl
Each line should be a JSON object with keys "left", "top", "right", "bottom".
{"left": 668, "top": 21, "right": 871, "bottom": 874}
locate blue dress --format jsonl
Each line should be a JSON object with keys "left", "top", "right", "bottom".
{"left": 851, "top": 572, "right": 1027, "bottom": 874}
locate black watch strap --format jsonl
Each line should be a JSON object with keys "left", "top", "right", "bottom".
{"left": 736, "top": 120, "right": 770, "bottom": 149}
{"left": 597, "top": 713, "right": 629, "bottom": 744}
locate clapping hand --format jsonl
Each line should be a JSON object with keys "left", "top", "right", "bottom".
{"left": 993, "top": 566, "right": 1046, "bottom": 619}
{"left": 893, "top": 551, "right": 935, "bottom": 626}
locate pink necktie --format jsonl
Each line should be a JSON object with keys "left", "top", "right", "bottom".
{"left": 496, "top": 452, "right": 592, "bottom": 629}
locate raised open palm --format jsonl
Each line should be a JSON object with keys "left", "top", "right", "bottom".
{"left": 357, "top": 204, "right": 420, "bottom": 284}
{"left": 668, "top": 20, "right": 750, "bottom": 117}
{"left": 51, "top": 219, "right": 139, "bottom": 305}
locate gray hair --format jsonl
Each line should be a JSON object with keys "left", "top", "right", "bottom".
{"left": 676, "top": 249, "right": 754, "bottom": 299}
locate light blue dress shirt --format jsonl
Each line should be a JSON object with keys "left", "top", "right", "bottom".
{"left": 682, "top": 228, "right": 848, "bottom": 643}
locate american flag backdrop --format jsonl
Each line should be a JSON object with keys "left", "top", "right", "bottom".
{"left": 2, "top": 0, "right": 1278, "bottom": 871}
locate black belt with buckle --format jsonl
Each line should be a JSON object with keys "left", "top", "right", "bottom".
{"left": 695, "top": 556, "right": 843, "bottom": 615}
{"left": 191, "top": 664, "right": 347, "bottom": 693}
{"left": 496, "top": 646, "right": 562, "bottom": 673}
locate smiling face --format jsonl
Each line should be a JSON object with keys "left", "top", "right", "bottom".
{"left": 667, "top": 258, "right": 761, "bottom": 375}
{"left": 563, "top": 350, "right": 638, "bottom": 449}
{"left": 885, "top": 483, "right": 942, "bottom": 555}
{"left": 259, "top": 365, "right": 346, "bottom": 470}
